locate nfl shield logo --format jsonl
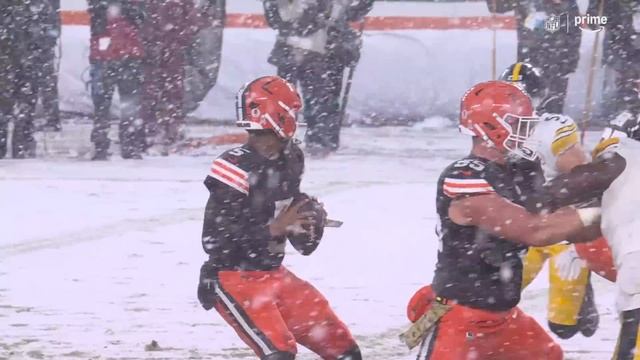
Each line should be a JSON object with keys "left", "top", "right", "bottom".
{"left": 545, "top": 14, "right": 561, "bottom": 33}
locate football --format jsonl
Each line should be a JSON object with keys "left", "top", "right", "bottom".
{"left": 287, "top": 193, "right": 327, "bottom": 255}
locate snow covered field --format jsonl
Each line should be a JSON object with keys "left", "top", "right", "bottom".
{"left": 0, "top": 123, "right": 620, "bottom": 359}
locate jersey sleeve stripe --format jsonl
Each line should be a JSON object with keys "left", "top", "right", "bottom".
{"left": 592, "top": 137, "right": 620, "bottom": 158}
{"left": 444, "top": 178, "right": 493, "bottom": 188}
{"left": 443, "top": 188, "right": 495, "bottom": 198}
{"left": 213, "top": 159, "right": 248, "bottom": 180}
{"left": 210, "top": 168, "right": 250, "bottom": 194}
{"left": 443, "top": 185, "right": 495, "bottom": 194}
{"left": 555, "top": 124, "right": 577, "bottom": 137}
{"left": 551, "top": 131, "right": 579, "bottom": 156}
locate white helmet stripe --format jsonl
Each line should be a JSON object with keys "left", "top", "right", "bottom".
{"left": 277, "top": 100, "right": 296, "bottom": 119}
{"left": 264, "top": 113, "right": 286, "bottom": 138}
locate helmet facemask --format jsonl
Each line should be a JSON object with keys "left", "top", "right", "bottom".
{"left": 496, "top": 113, "right": 540, "bottom": 161}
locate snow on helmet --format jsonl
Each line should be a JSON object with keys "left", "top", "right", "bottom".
{"left": 459, "top": 80, "right": 538, "bottom": 160}
{"left": 235, "top": 76, "right": 302, "bottom": 140}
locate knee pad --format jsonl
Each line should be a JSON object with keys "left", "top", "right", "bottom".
{"left": 548, "top": 321, "right": 579, "bottom": 339}
{"left": 337, "top": 346, "right": 362, "bottom": 360}
{"left": 262, "top": 352, "right": 295, "bottom": 360}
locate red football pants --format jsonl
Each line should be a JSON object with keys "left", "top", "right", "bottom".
{"left": 212, "top": 266, "right": 356, "bottom": 359}
{"left": 423, "top": 304, "right": 563, "bottom": 360}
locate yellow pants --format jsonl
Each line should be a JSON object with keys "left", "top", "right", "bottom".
{"left": 522, "top": 244, "right": 590, "bottom": 326}
{"left": 612, "top": 309, "right": 640, "bottom": 360}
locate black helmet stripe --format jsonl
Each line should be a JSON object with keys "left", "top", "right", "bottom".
{"left": 260, "top": 78, "right": 278, "bottom": 95}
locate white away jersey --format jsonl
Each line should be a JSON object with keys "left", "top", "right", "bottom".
{"left": 598, "top": 135, "right": 640, "bottom": 263}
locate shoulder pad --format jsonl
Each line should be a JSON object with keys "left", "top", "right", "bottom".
{"left": 219, "top": 146, "right": 254, "bottom": 165}
{"left": 442, "top": 158, "right": 495, "bottom": 198}
{"left": 283, "top": 141, "right": 305, "bottom": 175}
{"left": 593, "top": 128, "right": 624, "bottom": 158}
{"left": 207, "top": 147, "right": 253, "bottom": 195}
{"left": 535, "top": 114, "right": 579, "bottom": 157}
{"left": 288, "top": 141, "right": 304, "bottom": 159}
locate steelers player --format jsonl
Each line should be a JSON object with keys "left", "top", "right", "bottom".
{"left": 500, "top": 62, "right": 600, "bottom": 339}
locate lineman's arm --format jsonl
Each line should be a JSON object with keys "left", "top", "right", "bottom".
{"left": 566, "top": 224, "right": 603, "bottom": 244}
{"left": 545, "top": 152, "right": 626, "bottom": 209}
{"left": 448, "top": 194, "right": 599, "bottom": 247}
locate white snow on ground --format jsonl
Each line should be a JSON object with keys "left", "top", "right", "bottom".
{"left": 0, "top": 124, "right": 619, "bottom": 359}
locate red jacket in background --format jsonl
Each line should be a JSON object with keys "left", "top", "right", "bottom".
{"left": 88, "top": 0, "right": 145, "bottom": 63}
{"left": 90, "top": 16, "right": 144, "bottom": 62}
{"left": 142, "top": 0, "right": 211, "bottom": 69}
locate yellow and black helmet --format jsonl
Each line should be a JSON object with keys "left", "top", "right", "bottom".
{"left": 500, "top": 62, "right": 546, "bottom": 99}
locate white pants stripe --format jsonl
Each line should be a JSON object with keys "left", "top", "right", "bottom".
{"left": 214, "top": 281, "right": 274, "bottom": 356}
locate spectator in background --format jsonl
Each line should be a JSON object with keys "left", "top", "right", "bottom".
{"left": 38, "top": 0, "right": 62, "bottom": 132}
{"left": 8, "top": 0, "right": 60, "bottom": 158}
{"left": 589, "top": 0, "right": 640, "bottom": 121}
{"left": 264, "top": 0, "right": 373, "bottom": 157}
{"left": 141, "top": 0, "right": 214, "bottom": 154}
{"left": 183, "top": 0, "right": 226, "bottom": 114}
{"left": 0, "top": 1, "right": 19, "bottom": 159}
{"left": 88, "top": 0, "right": 146, "bottom": 160}
{"left": 488, "top": 0, "right": 581, "bottom": 114}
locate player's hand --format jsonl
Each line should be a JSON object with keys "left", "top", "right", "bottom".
{"left": 269, "top": 199, "right": 315, "bottom": 237}
{"left": 553, "top": 244, "right": 588, "bottom": 281}
{"left": 308, "top": 198, "right": 328, "bottom": 228}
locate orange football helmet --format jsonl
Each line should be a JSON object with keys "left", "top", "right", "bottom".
{"left": 460, "top": 80, "right": 538, "bottom": 159}
{"left": 235, "top": 76, "right": 302, "bottom": 139}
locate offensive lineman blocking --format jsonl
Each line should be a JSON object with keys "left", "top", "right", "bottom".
{"left": 501, "top": 62, "right": 602, "bottom": 339}
{"left": 406, "top": 81, "right": 602, "bottom": 360}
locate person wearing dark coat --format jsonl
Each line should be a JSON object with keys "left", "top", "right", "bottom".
{"left": 264, "top": 0, "right": 373, "bottom": 157}
{"left": 488, "top": 0, "right": 581, "bottom": 114}
{"left": 39, "top": 0, "right": 61, "bottom": 132}
{"left": 589, "top": 0, "right": 640, "bottom": 120}
{"left": 26, "top": 0, "right": 62, "bottom": 132}
{"left": 141, "top": 0, "right": 213, "bottom": 152}
{"left": 0, "top": 1, "right": 20, "bottom": 158}
{"left": 7, "top": 0, "right": 60, "bottom": 158}
{"left": 88, "top": 0, "right": 146, "bottom": 160}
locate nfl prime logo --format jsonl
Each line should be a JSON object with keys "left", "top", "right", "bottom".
{"left": 545, "top": 14, "right": 561, "bottom": 33}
